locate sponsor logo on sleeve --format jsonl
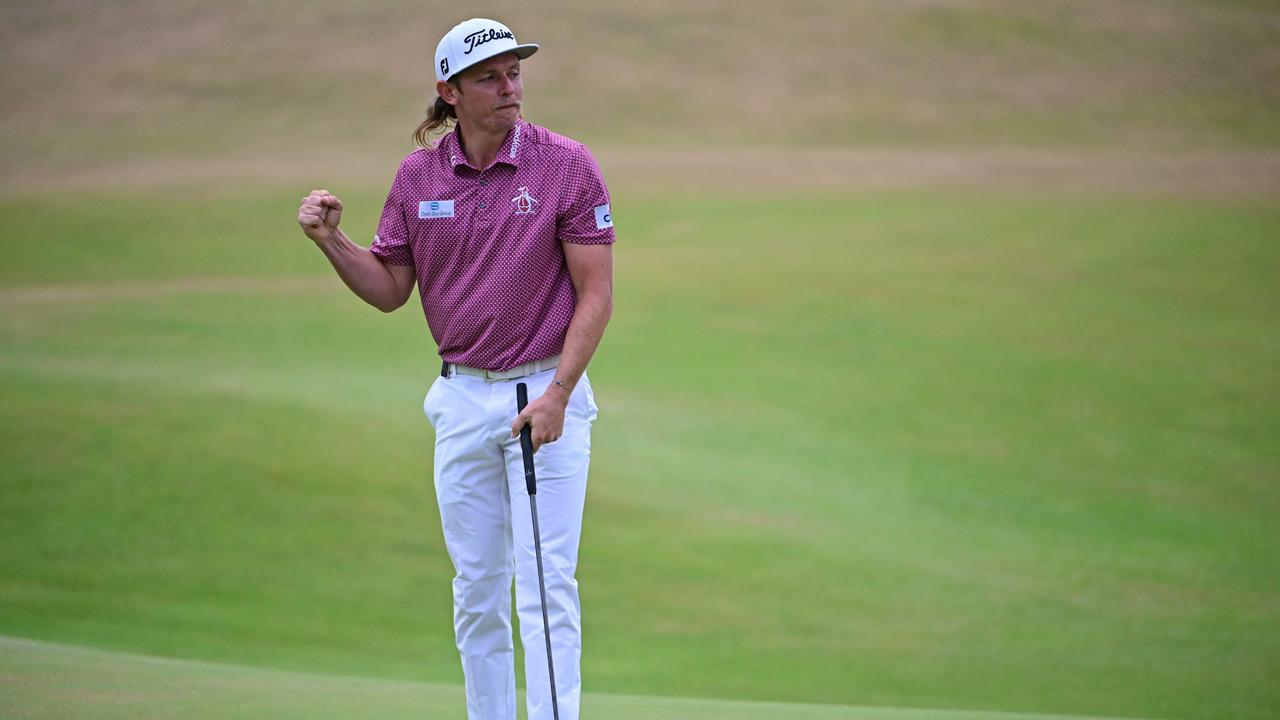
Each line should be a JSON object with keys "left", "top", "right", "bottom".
{"left": 594, "top": 204, "right": 613, "bottom": 229}
{"left": 419, "top": 200, "right": 455, "bottom": 219}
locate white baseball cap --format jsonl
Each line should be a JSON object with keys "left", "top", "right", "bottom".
{"left": 435, "top": 18, "right": 539, "bottom": 83}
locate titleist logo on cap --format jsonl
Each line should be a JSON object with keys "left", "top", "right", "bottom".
{"left": 463, "top": 28, "right": 515, "bottom": 54}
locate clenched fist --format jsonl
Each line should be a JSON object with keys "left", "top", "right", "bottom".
{"left": 298, "top": 189, "right": 343, "bottom": 243}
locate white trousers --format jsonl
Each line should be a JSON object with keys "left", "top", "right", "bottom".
{"left": 423, "top": 367, "right": 597, "bottom": 720}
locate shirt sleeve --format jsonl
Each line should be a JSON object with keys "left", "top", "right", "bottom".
{"left": 370, "top": 159, "right": 415, "bottom": 266}
{"left": 557, "top": 145, "right": 616, "bottom": 245}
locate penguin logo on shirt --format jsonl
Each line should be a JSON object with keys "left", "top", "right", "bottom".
{"left": 511, "top": 186, "right": 539, "bottom": 215}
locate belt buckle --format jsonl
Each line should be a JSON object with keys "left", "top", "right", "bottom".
{"left": 482, "top": 367, "right": 515, "bottom": 383}
{"left": 481, "top": 360, "right": 537, "bottom": 383}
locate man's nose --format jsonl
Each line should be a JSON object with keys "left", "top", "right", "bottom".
{"left": 498, "top": 75, "right": 514, "bottom": 94}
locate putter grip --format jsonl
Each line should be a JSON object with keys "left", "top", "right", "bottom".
{"left": 516, "top": 383, "right": 537, "bottom": 495}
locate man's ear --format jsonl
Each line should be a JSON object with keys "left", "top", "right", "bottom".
{"left": 436, "top": 79, "right": 461, "bottom": 107}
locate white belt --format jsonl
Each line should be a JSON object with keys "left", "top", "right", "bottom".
{"left": 444, "top": 354, "right": 560, "bottom": 383}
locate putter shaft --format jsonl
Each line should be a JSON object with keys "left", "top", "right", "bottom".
{"left": 516, "top": 382, "right": 560, "bottom": 720}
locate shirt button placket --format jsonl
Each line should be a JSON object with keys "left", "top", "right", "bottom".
{"left": 476, "top": 172, "right": 494, "bottom": 232}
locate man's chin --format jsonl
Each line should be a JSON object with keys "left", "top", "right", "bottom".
{"left": 489, "top": 115, "right": 520, "bottom": 132}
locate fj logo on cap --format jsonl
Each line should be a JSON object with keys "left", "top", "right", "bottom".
{"left": 419, "top": 200, "right": 456, "bottom": 218}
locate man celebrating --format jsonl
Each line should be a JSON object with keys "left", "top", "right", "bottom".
{"left": 296, "top": 18, "right": 614, "bottom": 720}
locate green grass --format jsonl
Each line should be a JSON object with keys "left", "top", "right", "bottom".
{"left": 0, "top": 635, "right": 1165, "bottom": 720}
{"left": 1, "top": 188, "right": 1278, "bottom": 719}
{"left": 4, "top": 2, "right": 1276, "bottom": 716}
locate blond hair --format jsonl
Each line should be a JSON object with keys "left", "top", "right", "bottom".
{"left": 413, "top": 81, "right": 462, "bottom": 148}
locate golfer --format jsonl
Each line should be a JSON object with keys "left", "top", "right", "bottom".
{"left": 296, "top": 18, "right": 613, "bottom": 720}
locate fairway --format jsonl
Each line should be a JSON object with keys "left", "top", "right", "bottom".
{"left": 0, "top": 636, "right": 1164, "bottom": 720}
{"left": 2, "top": 187, "right": 1278, "bottom": 720}
{"left": 3, "top": 1, "right": 1280, "bottom": 719}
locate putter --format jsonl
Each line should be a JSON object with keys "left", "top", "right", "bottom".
{"left": 516, "top": 382, "right": 560, "bottom": 720}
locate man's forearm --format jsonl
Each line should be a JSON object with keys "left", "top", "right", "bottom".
{"left": 552, "top": 290, "right": 612, "bottom": 396}
{"left": 315, "top": 229, "right": 406, "bottom": 312}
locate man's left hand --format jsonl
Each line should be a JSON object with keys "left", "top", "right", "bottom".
{"left": 511, "top": 385, "right": 570, "bottom": 452}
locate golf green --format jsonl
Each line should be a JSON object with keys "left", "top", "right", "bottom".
{"left": 0, "top": 635, "right": 1168, "bottom": 720}
{"left": 1, "top": 188, "right": 1277, "bottom": 719}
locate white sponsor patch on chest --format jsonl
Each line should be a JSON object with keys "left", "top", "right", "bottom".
{"left": 419, "top": 200, "right": 455, "bottom": 218}
{"left": 594, "top": 204, "right": 613, "bottom": 229}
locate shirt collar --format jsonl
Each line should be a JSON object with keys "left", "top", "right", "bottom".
{"left": 446, "top": 121, "right": 526, "bottom": 173}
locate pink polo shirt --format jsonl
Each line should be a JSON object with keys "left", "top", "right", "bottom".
{"left": 370, "top": 121, "right": 615, "bottom": 371}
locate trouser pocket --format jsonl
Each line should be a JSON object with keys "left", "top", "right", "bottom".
{"left": 423, "top": 377, "right": 443, "bottom": 428}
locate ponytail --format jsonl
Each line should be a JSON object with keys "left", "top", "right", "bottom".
{"left": 413, "top": 91, "right": 458, "bottom": 148}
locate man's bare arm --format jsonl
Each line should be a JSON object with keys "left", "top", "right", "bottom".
{"left": 510, "top": 241, "right": 613, "bottom": 450}
{"left": 298, "top": 189, "right": 416, "bottom": 312}
{"left": 552, "top": 241, "right": 614, "bottom": 395}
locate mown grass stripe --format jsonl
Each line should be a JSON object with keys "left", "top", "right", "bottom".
{"left": 0, "top": 635, "right": 1167, "bottom": 720}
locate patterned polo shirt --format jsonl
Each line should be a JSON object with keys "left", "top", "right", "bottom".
{"left": 371, "top": 120, "right": 615, "bottom": 371}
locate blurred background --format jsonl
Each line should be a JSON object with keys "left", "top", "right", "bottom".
{"left": 2, "top": 1, "right": 1278, "bottom": 719}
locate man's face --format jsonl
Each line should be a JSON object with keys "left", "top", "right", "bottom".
{"left": 440, "top": 52, "right": 524, "bottom": 134}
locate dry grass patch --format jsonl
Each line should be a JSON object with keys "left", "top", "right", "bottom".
{"left": 2, "top": 0, "right": 1278, "bottom": 192}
